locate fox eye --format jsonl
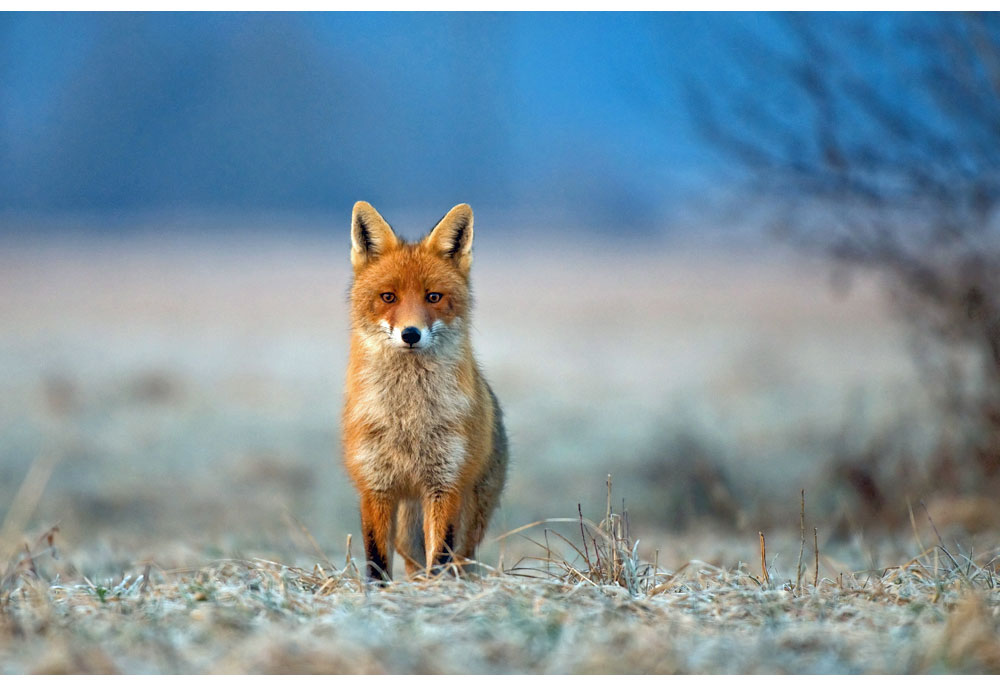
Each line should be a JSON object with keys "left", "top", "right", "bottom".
{"left": 426, "top": 292, "right": 442, "bottom": 304}
{"left": 380, "top": 292, "right": 396, "bottom": 303}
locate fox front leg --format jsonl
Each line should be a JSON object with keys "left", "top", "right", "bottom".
{"left": 359, "top": 492, "right": 396, "bottom": 583}
{"left": 422, "top": 490, "right": 463, "bottom": 574}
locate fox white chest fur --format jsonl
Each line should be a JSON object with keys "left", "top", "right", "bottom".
{"left": 347, "top": 349, "right": 472, "bottom": 494}
{"left": 341, "top": 201, "right": 508, "bottom": 581}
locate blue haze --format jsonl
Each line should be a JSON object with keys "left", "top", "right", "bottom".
{"left": 0, "top": 13, "right": 823, "bottom": 234}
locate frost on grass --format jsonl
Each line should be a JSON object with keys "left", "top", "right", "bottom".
{"left": 1, "top": 507, "right": 999, "bottom": 674}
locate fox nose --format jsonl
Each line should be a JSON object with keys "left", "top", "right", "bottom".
{"left": 401, "top": 327, "right": 421, "bottom": 345}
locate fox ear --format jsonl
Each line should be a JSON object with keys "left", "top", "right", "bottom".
{"left": 351, "top": 201, "right": 399, "bottom": 269}
{"left": 424, "top": 204, "right": 474, "bottom": 274}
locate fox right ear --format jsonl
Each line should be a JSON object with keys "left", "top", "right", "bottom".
{"left": 351, "top": 201, "right": 399, "bottom": 270}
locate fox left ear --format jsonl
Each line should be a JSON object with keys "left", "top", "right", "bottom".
{"left": 351, "top": 201, "right": 399, "bottom": 270}
{"left": 425, "top": 204, "right": 474, "bottom": 274}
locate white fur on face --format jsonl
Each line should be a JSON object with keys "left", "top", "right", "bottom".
{"left": 380, "top": 319, "right": 432, "bottom": 350}
{"left": 377, "top": 318, "right": 460, "bottom": 353}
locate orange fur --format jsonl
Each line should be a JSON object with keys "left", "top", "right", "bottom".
{"left": 342, "top": 202, "right": 508, "bottom": 582}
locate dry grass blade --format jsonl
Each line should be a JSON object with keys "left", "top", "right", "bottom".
{"left": 282, "top": 510, "right": 334, "bottom": 572}
{"left": 921, "top": 500, "right": 970, "bottom": 581}
{"left": 491, "top": 517, "right": 607, "bottom": 543}
{"left": 797, "top": 489, "right": 805, "bottom": 594}
{"left": 759, "top": 531, "right": 770, "bottom": 586}
{"left": 813, "top": 527, "right": 819, "bottom": 588}
{"left": 0, "top": 452, "right": 59, "bottom": 564}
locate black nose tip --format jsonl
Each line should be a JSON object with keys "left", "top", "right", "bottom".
{"left": 401, "top": 327, "right": 421, "bottom": 345}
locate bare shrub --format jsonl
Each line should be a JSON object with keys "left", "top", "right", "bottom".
{"left": 638, "top": 433, "right": 741, "bottom": 529}
{"left": 687, "top": 13, "right": 1000, "bottom": 508}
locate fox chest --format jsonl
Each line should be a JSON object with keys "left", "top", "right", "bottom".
{"left": 348, "top": 363, "right": 472, "bottom": 493}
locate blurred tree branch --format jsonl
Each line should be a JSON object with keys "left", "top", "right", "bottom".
{"left": 688, "top": 12, "right": 1000, "bottom": 493}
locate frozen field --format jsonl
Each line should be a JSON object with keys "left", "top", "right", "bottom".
{"left": 0, "top": 227, "right": 928, "bottom": 560}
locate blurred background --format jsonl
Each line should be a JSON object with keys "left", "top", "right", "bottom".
{"left": 2, "top": 12, "right": 998, "bottom": 570}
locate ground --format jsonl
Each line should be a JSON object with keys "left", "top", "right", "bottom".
{"left": 3, "top": 522, "right": 998, "bottom": 673}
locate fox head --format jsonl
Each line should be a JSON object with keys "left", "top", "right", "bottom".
{"left": 349, "top": 201, "right": 474, "bottom": 355}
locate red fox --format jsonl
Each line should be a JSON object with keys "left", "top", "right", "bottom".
{"left": 342, "top": 201, "right": 508, "bottom": 582}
